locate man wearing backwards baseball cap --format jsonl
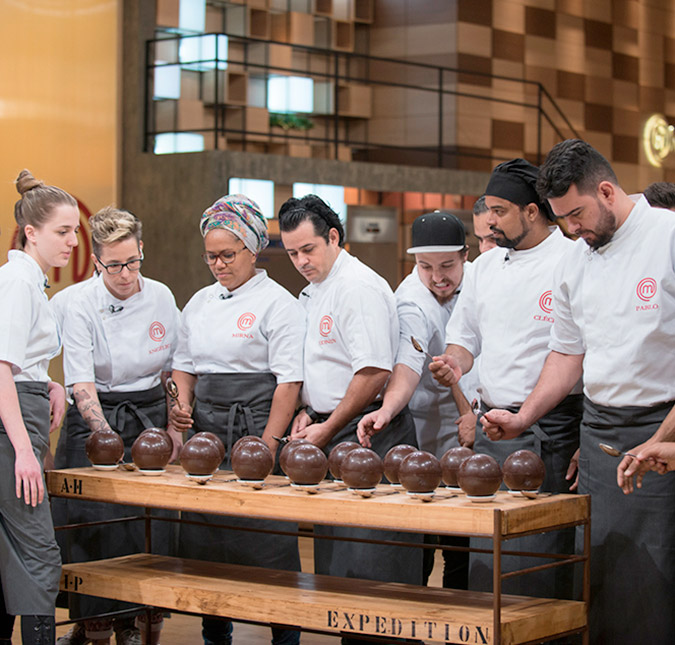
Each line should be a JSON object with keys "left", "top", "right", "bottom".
{"left": 430, "top": 158, "right": 583, "bottom": 602}
{"left": 358, "top": 211, "right": 479, "bottom": 589}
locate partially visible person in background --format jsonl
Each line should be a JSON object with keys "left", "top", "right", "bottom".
{"left": 357, "top": 210, "right": 478, "bottom": 591}
{"left": 0, "top": 169, "right": 79, "bottom": 645}
{"left": 643, "top": 181, "right": 675, "bottom": 210}
{"left": 472, "top": 195, "right": 497, "bottom": 253}
{"left": 58, "top": 206, "right": 180, "bottom": 645}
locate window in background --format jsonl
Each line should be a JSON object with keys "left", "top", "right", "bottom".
{"left": 154, "top": 133, "right": 204, "bottom": 154}
{"left": 267, "top": 76, "right": 314, "bottom": 113}
{"left": 228, "top": 178, "right": 275, "bottom": 218}
{"left": 293, "top": 183, "right": 346, "bottom": 224}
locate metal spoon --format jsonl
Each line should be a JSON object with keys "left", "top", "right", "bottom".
{"left": 273, "top": 435, "right": 290, "bottom": 446}
{"left": 410, "top": 336, "right": 433, "bottom": 361}
{"left": 598, "top": 443, "right": 637, "bottom": 459}
{"left": 471, "top": 398, "right": 485, "bottom": 422}
{"left": 165, "top": 376, "right": 182, "bottom": 410}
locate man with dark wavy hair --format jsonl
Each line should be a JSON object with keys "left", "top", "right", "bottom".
{"left": 484, "top": 139, "right": 675, "bottom": 644}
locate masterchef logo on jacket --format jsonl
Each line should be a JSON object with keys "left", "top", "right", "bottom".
{"left": 319, "top": 315, "right": 336, "bottom": 345}
{"left": 533, "top": 290, "right": 554, "bottom": 323}
{"left": 233, "top": 312, "right": 255, "bottom": 338}
{"left": 635, "top": 277, "right": 659, "bottom": 311}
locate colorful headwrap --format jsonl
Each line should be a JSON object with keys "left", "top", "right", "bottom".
{"left": 199, "top": 194, "right": 269, "bottom": 254}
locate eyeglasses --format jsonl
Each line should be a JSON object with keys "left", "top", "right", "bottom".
{"left": 96, "top": 253, "right": 144, "bottom": 275}
{"left": 201, "top": 245, "right": 247, "bottom": 266}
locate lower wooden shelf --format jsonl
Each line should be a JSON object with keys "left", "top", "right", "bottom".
{"left": 60, "top": 554, "right": 586, "bottom": 645}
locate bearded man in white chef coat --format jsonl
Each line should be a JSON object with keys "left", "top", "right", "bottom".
{"left": 484, "top": 140, "right": 675, "bottom": 645}
{"left": 279, "top": 194, "right": 422, "bottom": 645}
{"left": 430, "top": 158, "right": 583, "bottom": 602}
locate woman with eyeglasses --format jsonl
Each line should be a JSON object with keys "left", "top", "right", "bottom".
{"left": 57, "top": 206, "right": 180, "bottom": 645}
{"left": 169, "top": 194, "right": 305, "bottom": 645}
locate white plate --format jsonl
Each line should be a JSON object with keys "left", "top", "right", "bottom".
{"left": 185, "top": 473, "right": 213, "bottom": 484}
{"left": 466, "top": 494, "right": 496, "bottom": 503}
{"left": 508, "top": 489, "right": 540, "bottom": 498}
{"left": 138, "top": 469, "right": 165, "bottom": 477}
{"left": 91, "top": 464, "right": 119, "bottom": 471}
{"left": 237, "top": 478, "right": 265, "bottom": 489}
{"left": 444, "top": 485, "right": 463, "bottom": 493}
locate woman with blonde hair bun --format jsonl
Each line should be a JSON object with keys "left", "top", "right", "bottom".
{"left": 0, "top": 169, "right": 79, "bottom": 645}
{"left": 56, "top": 206, "right": 180, "bottom": 645}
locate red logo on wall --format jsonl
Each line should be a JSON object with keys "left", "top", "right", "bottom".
{"left": 237, "top": 312, "right": 256, "bottom": 330}
{"left": 636, "top": 278, "right": 657, "bottom": 302}
{"left": 149, "top": 321, "right": 166, "bottom": 342}
{"left": 319, "top": 315, "right": 333, "bottom": 337}
{"left": 539, "top": 290, "right": 553, "bottom": 314}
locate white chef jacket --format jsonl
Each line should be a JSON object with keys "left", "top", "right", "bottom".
{"left": 50, "top": 275, "right": 96, "bottom": 332}
{"left": 172, "top": 269, "right": 305, "bottom": 383}
{"left": 446, "top": 227, "right": 577, "bottom": 409}
{"left": 300, "top": 249, "right": 397, "bottom": 413}
{"left": 62, "top": 274, "right": 180, "bottom": 392}
{"left": 0, "top": 251, "right": 60, "bottom": 382}
{"left": 395, "top": 265, "right": 479, "bottom": 454}
{"left": 549, "top": 195, "right": 675, "bottom": 407}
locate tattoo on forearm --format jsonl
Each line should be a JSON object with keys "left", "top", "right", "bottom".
{"left": 74, "top": 388, "right": 111, "bottom": 433}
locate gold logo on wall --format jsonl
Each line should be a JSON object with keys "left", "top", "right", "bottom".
{"left": 643, "top": 114, "right": 675, "bottom": 167}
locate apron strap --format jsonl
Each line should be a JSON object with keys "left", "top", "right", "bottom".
{"left": 108, "top": 400, "right": 155, "bottom": 434}
{"left": 224, "top": 403, "right": 259, "bottom": 467}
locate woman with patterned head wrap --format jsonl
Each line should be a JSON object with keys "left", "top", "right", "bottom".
{"left": 169, "top": 194, "right": 305, "bottom": 645}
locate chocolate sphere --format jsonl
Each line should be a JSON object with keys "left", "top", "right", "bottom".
{"left": 327, "top": 441, "right": 360, "bottom": 480}
{"left": 196, "top": 431, "right": 225, "bottom": 462}
{"left": 131, "top": 428, "right": 173, "bottom": 470}
{"left": 180, "top": 434, "right": 222, "bottom": 476}
{"left": 231, "top": 440, "right": 273, "bottom": 481}
{"left": 285, "top": 443, "right": 328, "bottom": 485}
{"left": 383, "top": 444, "right": 417, "bottom": 484}
{"left": 398, "top": 451, "right": 442, "bottom": 493}
{"left": 458, "top": 454, "right": 502, "bottom": 497}
{"left": 231, "top": 435, "right": 267, "bottom": 462}
{"left": 440, "top": 446, "right": 475, "bottom": 487}
{"left": 340, "top": 448, "right": 383, "bottom": 490}
{"left": 503, "top": 450, "right": 545, "bottom": 492}
{"left": 85, "top": 429, "right": 124, "bottom": 466}
{"left": 279, "top": 438, "right": 309, "bottom": 476}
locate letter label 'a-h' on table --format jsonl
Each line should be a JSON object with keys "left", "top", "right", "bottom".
{"left": 60, "top": 477, "right": 83, "bottom": 495}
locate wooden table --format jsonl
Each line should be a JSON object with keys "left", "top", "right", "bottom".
{"left": 48, "top": 466, "right": 589, "bottom": 644}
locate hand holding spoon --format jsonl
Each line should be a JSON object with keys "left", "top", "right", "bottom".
{"left": 165, "top": 376, "right": 182, "bottom": 410}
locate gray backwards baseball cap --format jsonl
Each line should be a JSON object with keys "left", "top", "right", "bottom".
{"left": 407, "top": 210, "right": 466, "bottom": 254}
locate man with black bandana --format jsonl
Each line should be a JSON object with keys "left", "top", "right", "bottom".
{"left": 430, "top": 159, "right": 582, "bottom": 602}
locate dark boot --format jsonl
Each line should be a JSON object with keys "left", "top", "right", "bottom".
{"left": 21, "top": 615, "right": 56, "bottom": 645}
{"left": 0, "top": 576, "right": 15, "bottom": 643}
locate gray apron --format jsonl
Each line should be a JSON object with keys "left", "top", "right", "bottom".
{"left": 579, "top": 397, "right": 675, "bottom": 645}
{"left": 178, "top": 373, "right": 300, "bottom": 644}
{"left": 469, "top": 393, "right": 582, "bottom": 599}
{"left": 0, "top": 382, "right": 61, "bottom": 615}
{"left": 64, "top": 384, "right": 176, "bottom": 620}
{"left": 179, "top": 373, "right": 301, "bottom": 571}
{"left": 314, "top": 405, "right": 423, "bottom": 586}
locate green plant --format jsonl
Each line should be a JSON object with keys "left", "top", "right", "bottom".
{"left": 269, "top": 113, "right": 315, "bottom": 131}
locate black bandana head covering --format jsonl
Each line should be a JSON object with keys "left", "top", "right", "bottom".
{"left": 484, "top": 158, "right": 554, "bottom": 221}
